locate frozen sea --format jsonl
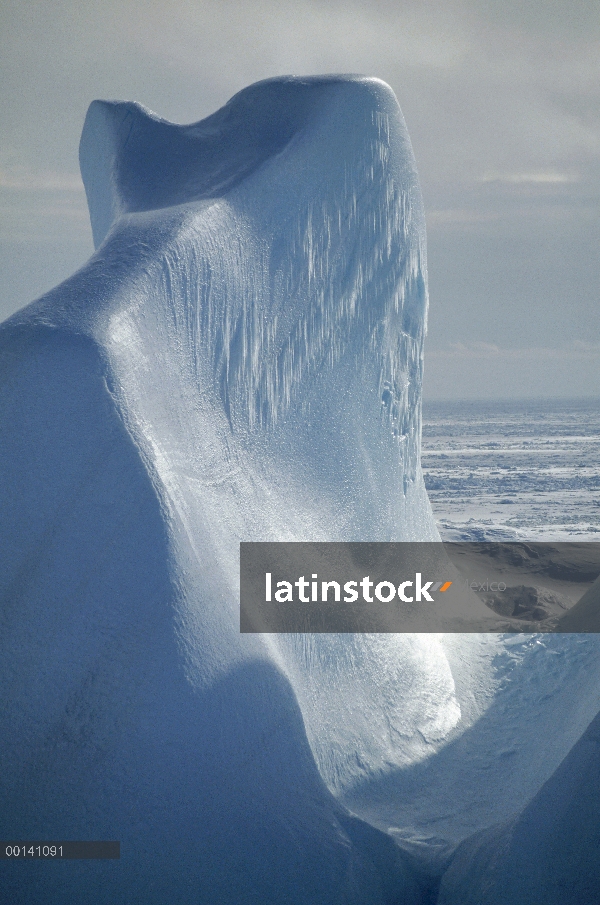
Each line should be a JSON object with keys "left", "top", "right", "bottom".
{"left": 421, "top": 397, "right": 600, "bottom": 542}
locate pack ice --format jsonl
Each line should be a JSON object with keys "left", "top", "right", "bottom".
{"left": 1, "top": 76, "right": 600, "bottom": 903}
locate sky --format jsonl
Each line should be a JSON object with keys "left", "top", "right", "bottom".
{"left": 1, "top": 0, "right": 599, "bottom": 399}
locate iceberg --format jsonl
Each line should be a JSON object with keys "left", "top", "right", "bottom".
{"left": 0, "top": 75, "right": 448, "bottom": 903}
{"left": 2, "top": 75, "right": 600, "bottom": 902}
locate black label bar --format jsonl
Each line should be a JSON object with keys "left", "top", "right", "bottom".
{"left": 240, "top": 542, "right": 600, "bottom": 633}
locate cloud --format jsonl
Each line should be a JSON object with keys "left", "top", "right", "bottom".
{"left": 135, "top": 0, "right": 471, "bottom": 80}
{"left": 427, "top": 341, "right": 600, "bottom": 360}
{"left": 480, "top": 171, "right": 580, "bottom": 185}
{"left": 426, "top": 209, "right": 501, "bottom": 225}
{"left": 423, "top": 340, "right": 600, "bottom": 400}
{"left": 0, "top": 167, "right": 83, "bottom": 191}
{"left": 571, "top": 340, "right": 600, "bottom": 353}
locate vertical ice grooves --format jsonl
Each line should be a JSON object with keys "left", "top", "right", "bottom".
{"left": 147, "top": 121, "right": 426, "bottom": 492}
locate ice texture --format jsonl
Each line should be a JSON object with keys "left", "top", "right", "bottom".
{"left": 438, "top": 705, "right": 600, "bottom": 904}
{"left": 2, "top": 76, "right": 600, "bottom": 903}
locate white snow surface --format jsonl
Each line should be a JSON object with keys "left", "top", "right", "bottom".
{"left": 2, "top": 75, "right": 600, "bottom": 901}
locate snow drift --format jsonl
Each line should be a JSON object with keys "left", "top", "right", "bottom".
{"left": 2, "top": 75, "right": 600, "bottom": 903}
{"left": 438, "top": 705, "right": 600, "bottom": 904}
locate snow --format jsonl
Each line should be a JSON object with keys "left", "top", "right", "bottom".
{"left": 438, "top": 704, "right": 600, "bottom": 904}
{"left": 1, "top": 75, "right": 600, "bottom": 902}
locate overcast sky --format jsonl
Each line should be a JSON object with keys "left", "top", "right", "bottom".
{"left": 1, "top": 0, "right": 599, "bottom": 399}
